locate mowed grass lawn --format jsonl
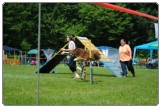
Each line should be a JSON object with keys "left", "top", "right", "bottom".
{"left": 2, "top": 64, "right": 158, "bottom": 105}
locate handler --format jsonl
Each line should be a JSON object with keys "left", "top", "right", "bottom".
{"left": 61, "top": 35, "right": 81, "bottom": 79}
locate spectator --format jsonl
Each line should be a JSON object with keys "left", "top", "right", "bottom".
{"left": 31, "top": 58, "right": 36, "bottom": 65}
{"left": 146, "top": 57, "right": 158, "bottom": 69}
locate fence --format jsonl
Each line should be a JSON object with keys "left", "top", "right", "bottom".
{"left": 3, "top": 51, "right": 47, "bottom": 65}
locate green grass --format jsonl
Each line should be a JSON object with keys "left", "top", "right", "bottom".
{"left": 3, "top": 64, "right": 158, "bottom": 105}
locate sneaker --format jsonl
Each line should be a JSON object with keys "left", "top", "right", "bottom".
{"left": 73, "top": 76, "right": 80, "bottom": 79}
{"left": 75, "top": 74, "right": 80, "bottom": 79}
{"left": 73, "top": 72, "right": 80, "bottom": 79}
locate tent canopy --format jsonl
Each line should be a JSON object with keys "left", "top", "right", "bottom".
{"left": 27, "top": 49, "right": 55, "bottom": 55}
{"left": 133, "top": 40, "right": 158, "bottom": 63}
{"left": 134, "top": 41, "right": 158, "bottom": 50}
{"left": 3, "top": 46, "right": 20, "bottom": 51}
{"left": 27, "top": 49, "right": 38, "bottom": 54}
{"left": 27, "top": 49, "right": 55, "bottom": 63}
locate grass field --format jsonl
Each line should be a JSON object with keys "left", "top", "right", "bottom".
{"left": 2, "top": 64, "right": 158, "bottom": 105}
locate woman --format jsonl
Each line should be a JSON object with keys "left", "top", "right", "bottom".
{"left": 119, "top": 39, "right": 135, "bottom": 77}
{"left": 61, "top": 35, "right": 81, "bottom": 79}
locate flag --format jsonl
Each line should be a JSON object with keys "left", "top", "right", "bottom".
{"left": 154, "top": 23, "right": 158, "bottom": 39}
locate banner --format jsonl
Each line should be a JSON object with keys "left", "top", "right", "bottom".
{"left": 154, "top": 23, "right": 158, "bottom": 39}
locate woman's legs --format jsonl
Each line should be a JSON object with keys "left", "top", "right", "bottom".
{"left": 68, "top": 55, "right": 81, "bottom": 78}
{"left": 127, "top": 60, "right": 135, "bottom": 77}
{"left": 120, "top": 61, "right": 127, "bottom": 77}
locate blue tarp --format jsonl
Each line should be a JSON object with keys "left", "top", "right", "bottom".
{"left": 97, "top": 46, "right": 122, "bottom": 77}
{"left": 97, "top": 46, "right": 115, "bottom": 50}
{"left": 97, "top": 46, "right": 118, "bottom": 57}
{"left": 97, "top": 46, "right": 120, "bottom": 66}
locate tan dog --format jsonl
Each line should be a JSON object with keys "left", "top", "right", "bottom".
{"left": 70, "top": 48, "right": 101, "bottom": 61}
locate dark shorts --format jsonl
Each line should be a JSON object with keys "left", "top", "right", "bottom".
{"left": 68, "top": 55, "right": 77, "bottom": 72}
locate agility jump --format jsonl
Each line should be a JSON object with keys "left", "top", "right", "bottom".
{"left": 38, "top": 36, "right": 123, "bottom": 81}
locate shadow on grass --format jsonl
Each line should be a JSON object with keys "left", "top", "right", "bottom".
{"left": 93, "top": 74, "right": 115, "bottom": 78}
{"left": 77, "top": 80, "right": 89, "bottom": 82}
{"left": 53, "top": 73, "right": 116, "bottom": 78}
{"left": 54, "top": 72, "right": 72, "bottom": 75}
{"left": 77, "top": 79, "right": 104, "bottom": 84}
{"left": 38, "top": 72, "right": 117, "bottom": 79}
{"left": 93, "top": 80, "right": 103, "bottom": 84}
{"left": 77, "top": 80, "right": 103, "bottom": 84}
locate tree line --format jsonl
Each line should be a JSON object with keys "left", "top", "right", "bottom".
{"left": 3, "top": 3, "right": 158, "bottom": 51}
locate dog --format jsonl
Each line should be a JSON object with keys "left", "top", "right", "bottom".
{"left": 70, "top": 48, "right": 101, "bottom": 61}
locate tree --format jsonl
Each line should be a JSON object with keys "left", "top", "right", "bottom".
{"left": 3, "top": 3, "right": 38, "bottom": 50}
{"left": 3, "top": 3, "right": 158, "bottom": 51}
{"left": 20, "top": 39, "right": 31, "bottom": 51}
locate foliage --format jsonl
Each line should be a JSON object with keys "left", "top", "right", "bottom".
{"left": 3, "top": 3, "right": 158, "bottom": 50}
{"left": 20, "top": 39, "right": 32, "bottom": 51}
{"left": 136, "top": 50, "right": 158, "bottom": 58}
{"left": 136, "top": 50, "right": 150, "bottom": 58}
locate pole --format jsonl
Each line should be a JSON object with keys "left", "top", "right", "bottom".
{"left": 5, "top": 51, "right": 8, "bottom": 64}
{"left": 25, "top": 51, "right": 26, "bottom": 65}
{"left": 83, "top": 43, "right": 86, "bottom": 80}
{"left": 36, "top": 3, "right": 41, "bottom": 105}
{"left": 90, "top": 59, "right": 93, "bottom": 84}
{"left": 89, "top": 40, "right": 93, "bottom": 84}
{"left": 150, "top": 50, "right": 153, "bottom": 59}
{"left": 3, "top": 50, "right": 4, "bottom": 64}
{"left": 89, "top": 40, "right": 91, "bottom": 58}
{"left": 81, "top": 61, "right": 85, "bottom": 80}
{"left": 84, "top": 61, "right": 86, "bottom": 80}
{"left": 13, "top": 51, "right": 15, "bottom": 64}
{"left": 92, "top": 3, "right": 158, "bottom": 20}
